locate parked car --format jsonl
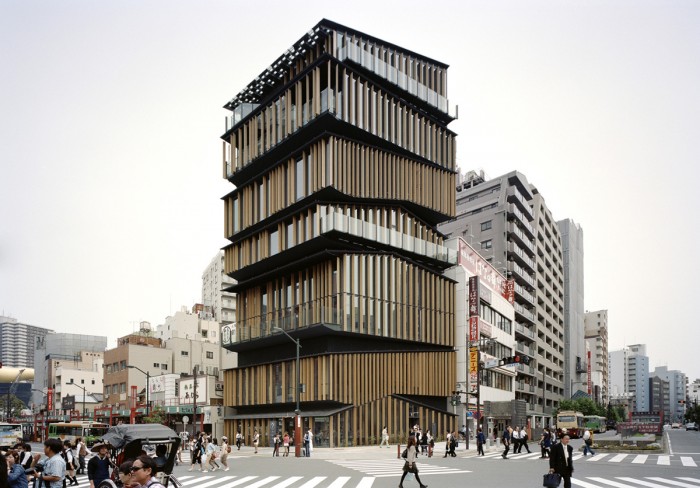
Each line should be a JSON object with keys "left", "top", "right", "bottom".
{"left": 672, "top": 422, "right": 681, "bottom": 429}
{"left": 687, "top": 422, "right": 698, "bottom": 431}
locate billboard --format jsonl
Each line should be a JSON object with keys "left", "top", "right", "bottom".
{"left": 469, "top": 346, "right": 479, "bottom": 393}
{"left": 179, "top": 377, "right": 208, "bottom": 405}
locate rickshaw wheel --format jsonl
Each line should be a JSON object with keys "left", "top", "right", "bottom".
{"left": 97, "top": 480, "right": 119, "bottom": 488}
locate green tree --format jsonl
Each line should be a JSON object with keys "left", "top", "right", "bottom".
{"left": 143, "top": 406, "right": 166, "bottom": 424}
{"left": 615, "top": 405, "right": 626, "bottom": 422}
{"left": 685, "top": 404, "right": 700, "bottom": 424}
{"left": 3, "top": 394, "right": 28, "bottom": 420}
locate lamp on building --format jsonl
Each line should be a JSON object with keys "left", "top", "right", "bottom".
{"left": 273, "top": 326, "right": 302, "bottom": 458}
{"left": 67, "top": 381, "right": 89, "bottom": 419}
{"left": 127, "top": 366, "right": 150, "bottom": 416}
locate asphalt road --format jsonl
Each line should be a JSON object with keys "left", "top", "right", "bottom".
{"left": 25, "top": 431, "right": 700, "bottom": 488}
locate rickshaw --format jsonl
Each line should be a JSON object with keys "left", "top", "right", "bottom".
{"left": 96, "top": 424, "right": 182, "bottom": 488}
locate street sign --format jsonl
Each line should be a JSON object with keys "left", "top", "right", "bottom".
{"left": 484, "top": 359, "right": 499, "bottom": 369}
{"left": 182, "top": 415, "right": 189, "bottom": 424}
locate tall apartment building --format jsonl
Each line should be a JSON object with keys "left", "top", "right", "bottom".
{"left": 32, "top": 332, "right": 107, "bottom": 409}
{"left": 0, "top": 315, "right": 53, "bottom": 369}
{"left": 439, "top": 171, "right": 565, "bottom": 423}
{"left": 689, "top": 379, "right": 700, "bottom": 405}
{"left": 557, "top": 219, "right": 586, "bottom": 398}
{"left": 202, "top": 251, "right": 237, "bottom": 326}
{"left": 649, "top": 375, "right": 671, "bottom": 422}
{"left": 584, "top": 310, "right": 609, "bottom": 404}
{"left": 652, "top": 366, "right": 687, "bottom": 422}
{"left": 220, "top": 19, "right": 458, "bottom": 447}
{"left": 609, "top": 344, "right": 649, "bottom": 412}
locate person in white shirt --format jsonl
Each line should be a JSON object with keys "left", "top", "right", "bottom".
{"left": 379, "top": 426, "right": 389, "bottom": 447}
{"left": 512, "top": 427, "right": 521, "bottom": 453}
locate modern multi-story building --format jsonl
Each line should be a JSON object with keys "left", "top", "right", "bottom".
{"left": 102, "top": 326, "right": 172, "bottom": 412}
{"left": 584, "top": 310, "right": 609, "bottom": 404}
{"left": 557, "top": 219, "right": 586, "bottom": 399}
{"left": 444, "top": 237, "right": 516, "bottom": 435}
{"left": 32, "top": 332, "right": 108, "bottom": 411}
{"left": 439, "top": 171, "right": 565, "bottom": 425}
{"left": 220, "top": 19, "right": 458, "bottom": 447}
{"left": 649, "top": 375, "right": 671, "bottom": 422}
{"left": 689, "top": 379, "right": 700, "bottom": 406}
{"left": 652, "top": 366, "right": 687, "bottom": 422}
{"left": 609, "top": 344, "right": 649, "bottom": 413}
{"left": 1, "top": 315, "right": 53, "bottom": 369}
{"left": 202, "top": 251, "right": 237, "bottom": 327}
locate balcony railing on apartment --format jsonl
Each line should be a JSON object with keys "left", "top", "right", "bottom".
{"left": 508, "top": 204, "right": 535, "bottom": 237}
{"left": 515, "top": 322, "right": 535, "bottom": 339}
{"left": 226, "top": 293, "right": 454, "bottom": 346}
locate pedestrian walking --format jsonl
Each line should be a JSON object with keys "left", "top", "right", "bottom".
{"left": 521, "top": 427, "right": 531, "bottom": 453}
{"left": 272, "top": 433, "right": 281, "bottom": 457}
{"left": 283, "top": 432, "right": 291, "bottom": 456}
{"left": 582, "top": 429, "right": 595, "bottom": 456}
{"left": 205, "top": 438, "right": 221, "bottom": 471}
{"left": 379, "top": 426, "right": 389, "bottom": 447}
{"left": 398, "top": 436, "right": 428, "bottom": 488}
{"left": 549, "top": 433, "right": 574, "bottom": 488}
{"left": 426, "top": 430, "right": 434, "bottom": 457}
{"left": 512, "top": 427, "right": 521, "bottom": 453}
{"left": 476, "top": 427, "right": 485, "bottom": 456}
{"left": 188, "top": 433, "right": 204, "bottom": 472}
{"left": 62, "top": 440, "right": 78, "bottom": 486}
{"left": 87, "top": 443, "right": 110, "bottom": 488}
{"left": 42, "top": 438, "right": 67, "bottom": 488}
{"left": 129, "top": 455, "right": 166, "bottom": 488}
{"left": 304, "top": 429, "right": 313, "bottom": 457}
{"left": 448, "top": 431, "right": 457, "bottom": 457}
{"left": 220, "top": 436, "right": 230, "bottom": 471}
{"left": 6, "top": 450, "right": 27, "bottom": 488}
{"left": 442, "top": 431, "right": 451, "bottom": 458}
{"left": 236, "top": 430, "right": 243, "bottom": 450}
{"left": 419, "top": 429, "right": 428, "bottom": 455}
{"left": 75, "top": 437, "right": 87, "bottom": 475}
{"left": 501, "top": 426, "right": 511, "bottom": 459}
{"left": 253, "top": 429, "right": 260, "bottom": 454}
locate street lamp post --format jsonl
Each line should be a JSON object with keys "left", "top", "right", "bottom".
{"left": 127, "top": 366, "right": 150, "bottom": 416}
{"left": 67, "top": 381, "right": 88, "bottom": 419}
{"left": 273, "top": 327, "right": 301, "bottom": 458}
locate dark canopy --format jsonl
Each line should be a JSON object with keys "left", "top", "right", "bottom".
{"left": 101, "top": 424, "right": 180, "bottom": 449}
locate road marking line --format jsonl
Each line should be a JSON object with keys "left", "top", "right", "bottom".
{"left": 571, "top": 478, "right": 606, "bottom": 488}
{"left": 681, "top": 457, "right": 698, "bottom": 467}
{"left": 667, "top": 431, "right": 674, "bottom": 455}
{"left": 245, "top": 476, "right": 282, "bottom": 488}
{"left": 586, "top": 454, "right": 608, "bottom": 461}
{"left": 355, "top": 478, "right": 376, "bottom": 488}
{"left": 631, "top": 455, "right": 648, "bottom": 464}
{"left": 180, "top": 476, "right": 217, "bottom": 486}
{"left": 189, "top": 477, "right": 237, "bottom": 488}
{"left": 296, "top": 477, "right": 327, "bottom": 488}
{"left": 617, "top": 478, "right": 680, "bottom": 488}
{"left": 219, "top": 476, "right": 259, "bottom": 488}
{"left": 573, "top": 453, "right": 584, "bottom": 461}
{"left": 587, "top": 477, "right": 637, "bottom": 487}
{"left": 658, "top": 455, "right": 671, "bottom": 465}
{"left": 373, "top": 470, "right": 472, "bottom": 478}
{"left": 646, "top": 478, "right": 699, "bottom": 487}
{"left": 675, "top": 478, "right": 700, "bottom": 484}
{"left": 517, "top": 452, "right": 542, "bottom": 459}
{"left": 267, "top": 476, "right": 303, "bottom": 488}
{"left": 609, "top": 454, "right": 627, "bottom": 462}
{"left": 325, "top": 476, "right": 351, "bottom": 488}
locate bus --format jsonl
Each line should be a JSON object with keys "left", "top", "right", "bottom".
{"left": 48, "top": 421, "right": 109, "bottom": 446}
{"left": 0, "top": 423, "right": 24, "bottom": 449}
{"left": 556, "top": 410, "right": 585, "bottom": 438}
{"left": 583, "top": 415, "right": 607, "bottom": 434}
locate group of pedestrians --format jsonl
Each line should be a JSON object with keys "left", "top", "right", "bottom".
{"left": 500, "top": 425, "right": 532, "bottom": 459}
{"left": 187, "top": 431, "right": 230, "bottom": 472}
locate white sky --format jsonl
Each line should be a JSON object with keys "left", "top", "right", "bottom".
{"left": 1, "top": 0, "right": 699, "bottom": 380}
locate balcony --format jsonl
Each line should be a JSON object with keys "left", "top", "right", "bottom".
{"left": 515, "top": 342, "right": 532, "bottom": 356}
{"left": 514, "top": 283, "right": 536, "bottom": 307}
{"left": 515, "top": 322, "right": 535, "bottom": 340}
{"left": 508, "top": 204, "right": 535, "bottom": 238}
{"left": 507, "top": 187, "right": 533, "bottom": 219}
{"left": 508, "top": 261, "right": 536, "bottom": 288}
{"left": 516, "top": 363, "right": 536, "bottom": 377}
{"left": 508, "top": 242, "right": 535, "bottom": 270}
{"left": 514, "top": 303, "right": 535, "bottom": 323}
{"left": 507, "top": 223, "right": 535, "bottom": 255}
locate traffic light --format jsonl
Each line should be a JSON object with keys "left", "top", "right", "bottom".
{"left": 513, "top": 354, "right": 531, "bottom": 365}
{"left": 501, "top": 356, "right": 514, "bottom": 365}
{"left": 679, "top": 400, "right": 686, "bottom": 404}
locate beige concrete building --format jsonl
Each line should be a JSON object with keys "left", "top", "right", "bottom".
{"left": 584, "top": 309, "right": 609, "bottom": 404}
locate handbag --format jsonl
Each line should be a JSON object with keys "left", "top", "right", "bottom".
{"left": 543, "top": 472, "right": 561, "bottom": 488}
{"left": 404, "top": 472, "right": 415, "bottom": 482}
{"left": 401, "top": 448, "right": 408, "bottom": 459}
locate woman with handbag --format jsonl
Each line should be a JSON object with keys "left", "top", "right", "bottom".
{"left": 399, "top": 436, "right": 427, "bottom": 488}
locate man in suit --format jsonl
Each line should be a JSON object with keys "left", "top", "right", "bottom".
{"left": 549, "top": 433, "right": 574, "bottom": 488}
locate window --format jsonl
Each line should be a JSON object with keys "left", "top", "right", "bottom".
{"left": 201, "top": 330, "right": 208, "bottom": 338}
{"left": 153, "top": 363, "right": 160, "bottom": 368}
{"left": 161, "top": 364, "right": 168, "bottom": 370}
{"left": 121, "top": 383, "right": 127, "bottom": 394}
{"left": 181, "top": 351, "right": 189, "bottom": 356}
{"left": 481, "top": 220, "right": 492, "bottom": 231}
{"left": 91, "top": 379, "right": 95, "bottom": 385}
{"left": 480, "top": 239, "right": 492, "bottom": 250}
{"left": 296, "top": 157, "right": 304, "bottom": 201}
{"left": 270, "top": 229, "right": 279, "bottom": 256}
{"left": 206, "top": 351, "right": 214, "bottom": 359}
{"left": 120, "top": 360, "right": 127, "bottom": 370}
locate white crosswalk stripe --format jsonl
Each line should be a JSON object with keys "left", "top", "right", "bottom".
{"left": 631, "top": 455, "right": 648, "bottom": 464}
{"left": 570, "top": 478, "right": 700, "bottom": 488}
{"left": 327, "top": 459, "right": 471, "bottom": 478}
{"left": 681, "top": 457, "right": 698, "bottom": 467}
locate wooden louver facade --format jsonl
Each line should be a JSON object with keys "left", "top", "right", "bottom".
{"left": 220, "top": 19, "right": 458, "bottom": 447}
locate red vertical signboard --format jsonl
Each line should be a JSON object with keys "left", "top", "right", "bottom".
{"left": 587, "top": 350, "right": 592, "bottom": 395}
{"left": 47, "top": 388, "right": 54, "bottom": 412}
{"left": 468, "top": 276, "right": 480, "bottom": 318}
{"left": 468, "top": 276, "right": 480, "bottom": 394}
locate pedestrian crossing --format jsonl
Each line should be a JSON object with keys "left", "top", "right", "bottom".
{"left": 571, "top": 476, "right": 700, "bottom": 488}
{"left": 326, "top": 458, "right": 471, "bottom": 478}
{"left": 176, "top": 475, "right": 379, "bottom": 488}
{"left": 470, "top": 450, "right": 698, "bottom": 467}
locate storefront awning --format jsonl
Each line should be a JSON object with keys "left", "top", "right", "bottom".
{"left": 224, "top": 405, "right": 353, "bottom": 420}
